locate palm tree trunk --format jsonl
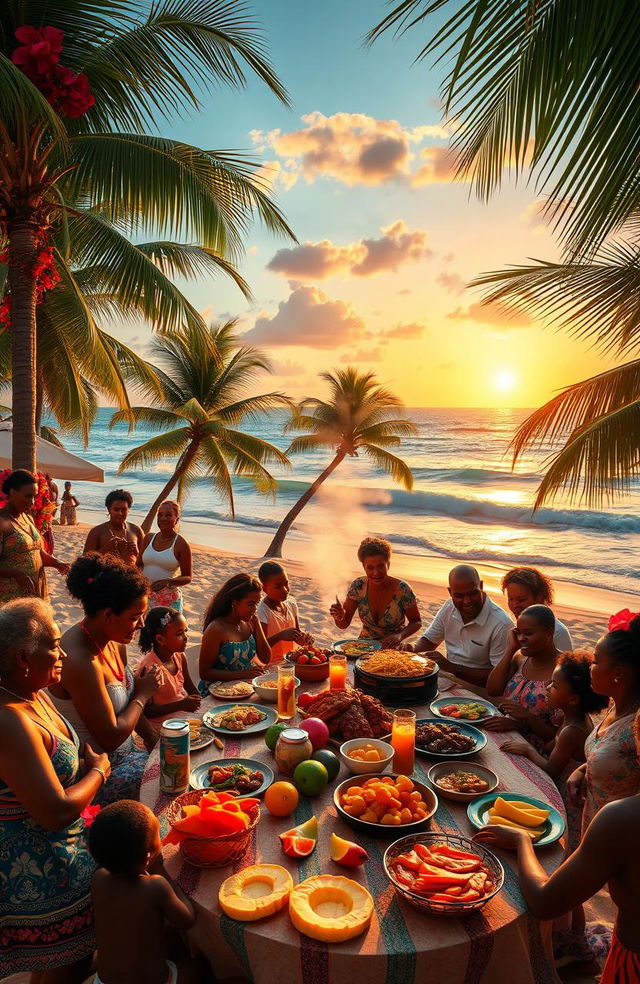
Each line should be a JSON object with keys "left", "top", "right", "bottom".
{"left": 8, "top": 220, "right": 38, "bottom": 471}
{"left": 141, "top": 442, "right": 198, "bottom": 533}
{"left": 264, "top": 451, "right": 345, "bottom": 558}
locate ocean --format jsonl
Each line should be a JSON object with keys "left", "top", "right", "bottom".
{"left": 57, "top": 407, "right": 640, "bottom": 598}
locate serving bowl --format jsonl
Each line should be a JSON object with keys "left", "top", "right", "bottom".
{"left": 426, "top": 762, "right": 499, "bottom": 803}
{"left": 283, "top": 654, "right": 330, "bottom": 682}
{"left": 252, "top": 672, "right": 300, "bottom": 703}
{"left": 383, "top": 831, "right": 504, "bottom": 916}
{"left": 334, "top": 772, "right": 438, "bottom": 837}
{"left": 339, "top": 738, "right": 394, "bottom": 775}
{"left": 165, "top": 790, "right": 261, "bottom": 868}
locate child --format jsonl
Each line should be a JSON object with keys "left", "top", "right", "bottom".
{"left": 257, "top": 561, "right": 314, "bottom": 663}
{"left": 89, "top": 800, "right": 209, "bottom": 984}
{"left": 137, "top": 608, "right": 201, "bottom": 729}
{"left": 198, "top": 573, "right": 271, "bottom": 690}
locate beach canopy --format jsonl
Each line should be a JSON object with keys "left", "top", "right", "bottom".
{"left": 0, "top": 425, "right": 104, "bottom": 482}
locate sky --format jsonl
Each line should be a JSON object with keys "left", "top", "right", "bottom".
{"left": 127, "top": 0, "right": 618, "bottom": 409}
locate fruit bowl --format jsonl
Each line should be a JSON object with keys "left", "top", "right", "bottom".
{"left": 252, "top": 672, "right": 300, "bottom": 703}
{"left": 340, "top": 738, "right": 393, "bottom": 775}
{"left": 383, "top": 831, "right": 504, "bottom": 916}
{"left": 284, "top": 653, "right": 330, "bottom": 682}
{"left": 165, "top": 790, "right": 261, "bottom": 868}
{"left": 334, "top": 773, "right": 438, "bottom": 837}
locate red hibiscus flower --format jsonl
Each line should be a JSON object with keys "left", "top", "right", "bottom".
{"left": 12, "top": 26, "right": 63, "bottom": 78}
{"left": 608, "top": 609, "right": 639, "bottom": 633}
{"left": 81, "top": 803, "right": 102, "bottom": 827}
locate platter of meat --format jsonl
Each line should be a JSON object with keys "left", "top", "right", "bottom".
{"left": 189, "top": 758, "right": 274, "bottom": 796}
{"left": 415, "top": 718, "right": 486, "bottom": 759}
{"left": 297, "top": 688, "right": 392, "bottom": 746}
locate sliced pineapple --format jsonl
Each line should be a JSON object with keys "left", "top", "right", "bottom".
{"left": 218, "top": 864, "right": 293, "bottom": 921}
{"left": 289, "top": 875, "right": 373, "bottom": 942}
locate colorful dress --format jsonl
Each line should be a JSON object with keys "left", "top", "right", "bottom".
{"left": 582, "top": 709, "right": 640, "bottom": 832}
{"left": 59, "top": 493, "right": 78, "bottom": 525}
{"left": 502, "top": 659, "right": 560, "bottom": 752}
{"left": 346, "top": 577, "right": 418, "bottom": 640}
{"left": 140, "top": 533, "right": 184, "bottom": 613}
{"left": 0, "top": 514, "right": 47, "bottom": 604}
{"left": 0, "top": 722, "right": 95, "bottom": 975}
{"left": 198, "top": 636, "right": 257, "bottom": 695}
{"left": 137, "top": 651, "right": 190, "bottom": 731}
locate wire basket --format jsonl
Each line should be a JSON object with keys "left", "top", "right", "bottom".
{"left": 165, "top": 790, "right": 260, "bottom": 868}
{"left": 383, "top": 831, "right": 504, "bottom": 917}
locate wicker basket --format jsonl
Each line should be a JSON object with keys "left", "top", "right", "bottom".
{"left": 165, "top": 790, "right": 260, "bottom": 868}
{"left": 383, "top": 831, "right": 504, "bottom": 917}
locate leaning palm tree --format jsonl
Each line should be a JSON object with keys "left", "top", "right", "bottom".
{"left": 111, "top": 321, "right": 292, "bottom": 531}
{"left": 0, "top": 0, "right": 293, "bottom": 471}
{"left": 264, "top": 368, "right": 417, "bottom": 558}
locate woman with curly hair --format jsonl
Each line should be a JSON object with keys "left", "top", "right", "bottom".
{"left": 198, "top": 573, "right": 271, "bottom": 689}
{"left": 49, "top": 554, "right": 162, "bottom": 803}
{"left": 502, "top": 566, "right": 573, "bottom": 651}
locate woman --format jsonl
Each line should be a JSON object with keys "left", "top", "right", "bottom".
{"left": 0, "top": 598, "right": 111, "bottom": 983}
{"left": 0, "top": 469, "right": 69, "bottom": 603}
{"left": 138, "top": 499, "right": 192, "bottom": 613}
{"left": 59, "top": 481, "right": 79, "bottom": 526}
{"left": 49, "top": 553, "right": 161, "bottom": 804}
{"left": 502, "top": 567, "right": 573, "bottom": 650}
{"left": 330, "top": 536, "right": 421, "bottom": 647}
{"left": 486, "top": 605, "right": 561, "bottom": 748}
{"left": 568, "top": 611, "right": 640, "bottom": 831}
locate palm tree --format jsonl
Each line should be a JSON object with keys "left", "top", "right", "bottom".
{"left": 111, "top": 321, "right": 293, "bottom": 531}
{"left": 0, "top": 0, "right": 293, "bottom": 471}
{"left": 264, "top": 368, "right": 417, "bottom": 558}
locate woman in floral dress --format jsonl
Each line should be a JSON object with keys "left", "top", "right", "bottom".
{"left": 330, "top": 536, "right": 422, "bottom": 647}
{"left": 0, "top": 598, "right": 111, "bottom": 982}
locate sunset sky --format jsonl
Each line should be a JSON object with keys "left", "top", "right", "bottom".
{"left": 131, "top": 0, "right": 617, "bottom": 409}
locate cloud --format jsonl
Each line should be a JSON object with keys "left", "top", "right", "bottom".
{"left": 243, "top": 285, "right": 365, "bottom": 348}
{"left": 267, "top": 220, "right": 430, "bottom": 281}
{"left": 520, "top": 196, "right": 576, "bottom": 230}
{"left": 251, "top": 112, "right": 453, "bottom": 188}
{"left": 270, "top": 358, "right": 306, "bottom": 377}
{"left": 410, "top": 146, "right": 462, "bottom": 186}
{"left": 380, "top": 321, "right": 425, "bottom": 339}
{"left": 340, "top": 347, "right": 383, "bottom": 363}
{"left": 447, "top": 301, "right": 532, "bottom": 327}
{"left": 436, "top": 270, "right": 466, "bottom": 294}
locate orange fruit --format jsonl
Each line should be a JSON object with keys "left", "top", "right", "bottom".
{"left": 264, "top": 781, "right": 299, "bottom": 817}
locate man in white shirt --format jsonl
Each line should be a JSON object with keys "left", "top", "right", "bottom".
{"left": 404, "top": 565, "right": 513, "bottom": 686}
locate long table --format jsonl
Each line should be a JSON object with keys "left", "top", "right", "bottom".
{"left": 140, "top": 678, "right": 565, "bottom": 984}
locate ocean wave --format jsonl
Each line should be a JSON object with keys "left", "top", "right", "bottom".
{"left": 410, "top": 466, "right": 539, "bottom": 484}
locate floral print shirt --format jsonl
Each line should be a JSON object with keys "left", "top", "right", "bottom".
{"left": 582, "top": 709, "right": 640, "bottom": 832}
{"left": 503, "top": 660, "right": 561, "bottom": 751}
{"left": 346, "top": 577, "right": 418, "bottom": 640}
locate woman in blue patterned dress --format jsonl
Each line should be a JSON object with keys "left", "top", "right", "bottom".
{"left": 0, "top": 598, "right": 111, "bottom": 981}
{"left": 49, "top": 554, "right": 162, "bottom": 805}
{"left": 198, "top": 574, "right": 271, "bottom": 691}
{"left": 330, "top": 536, "right": 422, "bottom": 647}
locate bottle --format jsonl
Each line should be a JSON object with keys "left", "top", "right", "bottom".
{"left": 274, "top": 727, "right": 313, "bottom": 776}
{"left": 160, "top": 718, "right": 190, "bottom": 794}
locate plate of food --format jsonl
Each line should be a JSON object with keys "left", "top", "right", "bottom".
{"left": 297, "top": 688, "right": 393, "bottom": 747}
{"left": 202, "top": 703, "right": 277, "bottom": 736}
{"left": 356, "top": 650, "right": 437, "bottom": 678}
{"left": 334, "top": 772, "right": 438, "bottom": 836}
{"left": 467, "top": 792, "right": 565, "bottom": 847}
{"left": 190, "top": 758, "right": 274, "bottom": 796}
{"left": 184, "top": 717, "right": 215, "bottom": 751}
{"left": 415, "top": 718, "right": 486, "bottom": 759}
{"left": 430, "top": 696, "right": 502, "bottom": 724}
{"left": 208, "top": 680, "right": 255, "bottom": 701}
{"left": 333, "top": 639, "right": 382, "bottom": 658}
{"left": 427, "top": 762, "right": 499, "bottom": 802}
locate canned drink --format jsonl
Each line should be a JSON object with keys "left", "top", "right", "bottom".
{"left": 160, "top": 718, "right": 190, "bottom": 794}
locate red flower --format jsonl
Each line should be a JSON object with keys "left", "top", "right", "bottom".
{"left": 12, "top": 26, "right": 63, "bottom": 78}
{"left": 608, "top": 609, "right": 639, "bottom": 633}
{"left": 81, "top": 803, "right": 102, "bottom": 827}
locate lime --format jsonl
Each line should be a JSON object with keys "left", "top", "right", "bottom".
{"left": 265, "top": 722, "right": 289, "bottom": 751}
{"left": 311, "top": 749, "right": 340, "bottom": 782}
{"left": 293, "top": 760, "right": 329, "bottom": 797}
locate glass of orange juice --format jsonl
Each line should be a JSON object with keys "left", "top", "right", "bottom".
{"left": 277, "top": 662, "right": 296, "bottom": 721}
{"left": 391, "top": 709, "right": 416, "bottom": 775}
{"left": 329, "top": 654, "right": 347, "bottom": 690}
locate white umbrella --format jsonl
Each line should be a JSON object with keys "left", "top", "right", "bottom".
{"left": 0, "top": 424, "right": 104, "bottom": 482}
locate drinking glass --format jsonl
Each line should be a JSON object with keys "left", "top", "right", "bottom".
{"left": 391, "top": 708, "right": 416, "bottom": 775}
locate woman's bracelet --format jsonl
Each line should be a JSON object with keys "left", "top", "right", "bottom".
{"left": 90, "top": 766, "right": 107, "bottom": 786}
{"left": 131, "top": 697, "right": 146, "bottom": 713}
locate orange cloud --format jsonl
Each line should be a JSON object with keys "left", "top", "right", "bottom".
{"left": 447, "top": 302, "right": 532, "bottom": 327}
{"left": 340, "top": 347, "right": 383, "bottom": 363}
{"left": 411, "top": 146, "right": 461, "bottom": 186}
{"left": 267, "top": 220, "right": 430, "bottom": 280}
{"left": 243, "top": 285, "right": 365, "bottom": 348}
{"left": 380, "top": 321, "right": 425, "bottom": 339}
{"left": 436, "top": 270, "right": 465, "bottom": 294}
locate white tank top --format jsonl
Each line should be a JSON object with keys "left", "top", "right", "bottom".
{"left": 141, "top": 533, "right": 179, "bottom": 583}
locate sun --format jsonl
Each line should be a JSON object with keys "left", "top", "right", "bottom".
{"left": 494, "top": 369, "right": 517, "bottom": 392}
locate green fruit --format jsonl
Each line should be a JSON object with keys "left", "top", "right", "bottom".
{"left": 265, "top": 723, "right": 289, "bottom": 752}
{"left": 311, "top": 749, "right": 340, "bottom": 783}
{"left": 293, "top": 760, "right": 329, "bottom": 797}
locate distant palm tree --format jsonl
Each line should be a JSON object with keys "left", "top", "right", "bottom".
{"left": 264, "top": 367, "right": 417, "bottom": 558}
{"left": 111, "top": 322, "right": 292, "bottom": 531}
{"left": 0, "top": 0, "right": 293, "bottom": 471}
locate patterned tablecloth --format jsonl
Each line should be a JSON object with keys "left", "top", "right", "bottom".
{"left": 140, "top": 677, "right": 565, "bottom": 984}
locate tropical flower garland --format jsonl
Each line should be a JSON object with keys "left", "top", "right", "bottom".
{"left": 0, "top": 469, "right": 56, "bottom": 534}
{"left": 0, "top": 242, "right": 60, "bottom": 329}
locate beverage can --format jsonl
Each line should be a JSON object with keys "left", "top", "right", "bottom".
{"left": 160, "top": 718, "right": 190, "bottom": 794}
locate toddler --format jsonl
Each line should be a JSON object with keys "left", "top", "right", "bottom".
{"left": 257, "top": 561, "right": 313, "bottom": 663}
{"left": 137, "top": 608, "right": 201, "bottom": 729}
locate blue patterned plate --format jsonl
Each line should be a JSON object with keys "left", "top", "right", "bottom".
{"left": 190, "top": 757, "right": 273, "bottom": 796}
{"left": 467, "top": 791, "right": 565, "bottom": 847}
{"left": 202, "top": 703, "right": 277, "bottom": 736}
{"left": 415, "top": 717, "right": 486, "bottom": 759}
{"left": 332, "top": 638, "right": 382, "bottom": 658}
{"left": 430, "top": 696, "right": 502, "bottom": 724}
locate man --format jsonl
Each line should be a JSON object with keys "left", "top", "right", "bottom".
{"left": 83, "top": 489, "right": 143, "bottom": 565}
{"left": 403, "top": 564, "right": 512, "bottom": 686}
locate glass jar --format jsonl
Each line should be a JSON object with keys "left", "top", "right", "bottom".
{"left": 275, "top": 728, "right": 313, "bottom": 776}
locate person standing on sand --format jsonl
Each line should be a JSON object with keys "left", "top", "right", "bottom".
{"left": 84, "top": 488, "right": 144, "bottom": 564}
{"left": 402, "top": 564, "right": 512, "bottom": 687}
{"left": 59, "top": 481, "right": 79, "bottom": 525}
{"left": 139, "top": 500, "right": 192, "bottom": 613}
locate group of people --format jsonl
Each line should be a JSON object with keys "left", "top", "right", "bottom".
{"left": 0, "top": 475, "right": 638, "bottom": 983}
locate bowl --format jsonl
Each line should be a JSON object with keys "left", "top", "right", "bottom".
{"left": 334, "top": 773, "right": 438, "bottom": 837}
{"left": 340, "top": 738, "right": 394, "bottom": 775}
{"left": 383, "top": 831, "right": 504, "bottom": 916}
{"left": 415, "top": 718, "right": 487, "bottom": 759}
{"left": 284, "top": 655, "right": 330, "bottom": 682}
{"left": 426, "top": 762, "right": 499, "bottom": 803}
{"left": 252, "top": 673, "right": 300, "bottom": 703}
{"left": 165, "top": 789, "right": 261, "bottom": 868}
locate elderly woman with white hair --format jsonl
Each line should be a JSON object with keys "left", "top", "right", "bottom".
{"left": 0, "top": 597, "right": 111, "bottom": 983}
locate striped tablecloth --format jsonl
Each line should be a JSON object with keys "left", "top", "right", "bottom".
{"left": 140, "top": 682, "right": 565, "bottom": 984}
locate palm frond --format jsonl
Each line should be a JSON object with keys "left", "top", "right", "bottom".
{"left": 117, "top": 426, "right": 190, "bottom": 472}
{"left": 110, "top": 407, "right": 184, "bottom": 432}
{"left": 0, "top": 53, "right": 68, "bottom": 143}
{"left": 359, "top": 443, "right": 414, "bottom": 489}
{"left": 285, "top": 434, "right": 335, "bottom": 455}
{"left": 196, "top": 435, "right": 235, "bottom": 516}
